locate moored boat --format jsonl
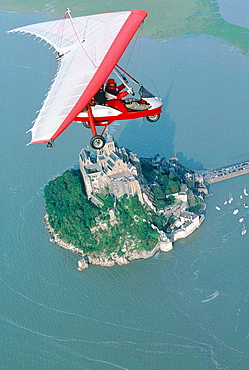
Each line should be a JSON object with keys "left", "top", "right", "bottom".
{"left": 241, "top": 229, "right": 247, "bottom": 235}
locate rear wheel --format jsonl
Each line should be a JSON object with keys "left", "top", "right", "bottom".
{"left": 90, "top": 135, "right": 106, "bottom": 150}
{"left": 146, "top": 114, "right": 160, "bottom": 122}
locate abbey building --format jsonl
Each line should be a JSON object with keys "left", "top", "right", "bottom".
{"left": 79, "top": 134, "right": 144, "bottom": 205}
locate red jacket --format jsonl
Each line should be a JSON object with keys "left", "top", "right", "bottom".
{"left": 105, "top": 83, "right": 128, "bottom": 100}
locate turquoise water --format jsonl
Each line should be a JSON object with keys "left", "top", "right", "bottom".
{"left": 1, "top": 8, "right": 249, "bottom": 369}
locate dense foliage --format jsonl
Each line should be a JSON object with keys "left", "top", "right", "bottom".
{"left": 44, "top": 169, "right": 161, "bottom": 255}
{"left": 44, "top": 169, "right": 100, "bottom": 249}
{"left": 141, "top": 163, "right": 181, "bottom": 210}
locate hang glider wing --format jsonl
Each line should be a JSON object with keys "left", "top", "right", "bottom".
{"left": 7, "top": 10, "right": 147, "bottom": 144}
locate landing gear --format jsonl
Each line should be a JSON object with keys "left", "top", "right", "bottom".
{"left": 146, "top": 114, "right": 160, "bottom": 122}
{"left": 83, "top": 121, "right": 91, "bottom": 129}
{"left": 90, "top": 135, "right": 106, "bottom": 150}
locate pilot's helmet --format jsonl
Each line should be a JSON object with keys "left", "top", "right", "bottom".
{"left": 106, "top": 78, "right": 116, "bottom": 88}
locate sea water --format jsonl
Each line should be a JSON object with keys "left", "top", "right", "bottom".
{"left": 1, "top": 7, "right": 249, "bottom": 370}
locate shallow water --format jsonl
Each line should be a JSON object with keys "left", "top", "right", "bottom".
{"left": 218, "top": 0, "right": 249, "bottom": 28}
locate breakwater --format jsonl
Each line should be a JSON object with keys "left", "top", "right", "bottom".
{"left": 199, "top": 161, "right": 249, "bottom": 184}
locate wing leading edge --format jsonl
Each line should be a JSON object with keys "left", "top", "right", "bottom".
{"left": 8, "top": 10, "right": 147, "bottom": 144}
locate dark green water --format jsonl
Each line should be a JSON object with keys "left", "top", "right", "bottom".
{"left": 1, "top": 6, "right": 249, "bottom": 369}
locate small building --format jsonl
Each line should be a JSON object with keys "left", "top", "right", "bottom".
{"left": 174, "top": 191, "right": 188, "bottom": 203}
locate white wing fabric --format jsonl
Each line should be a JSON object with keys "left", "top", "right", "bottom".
{"left": 7, "top": 10, "right": 147, "bottom": 144}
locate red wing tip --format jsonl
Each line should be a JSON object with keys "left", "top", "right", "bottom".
{"left": 28, "top": 140, "right": 50, "bottom": 145}
{"left": 131, "top": 9, "right": 148, "bottom": 18}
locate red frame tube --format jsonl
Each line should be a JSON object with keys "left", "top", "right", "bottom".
{"left": 87, "top": 104, "right": 97, "bottom": 136}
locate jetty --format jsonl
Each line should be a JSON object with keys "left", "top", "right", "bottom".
{"left": 198, "top": 161, "right": 249, "bottom": 184}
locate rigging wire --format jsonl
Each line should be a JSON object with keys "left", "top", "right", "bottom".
{"left": 58, "top": 11, "right": 67, "bottom": 54}
{"left": 150, "top": 77, "right": 161, "bottom": 97}
{"left": 134, "top": 23, "right": 144, "bottom": 78}
{"left": 58, "top": 9, "right": 144, "bottom": 74}
{"left": 66, "top": 8, "right": 97, "bottom": 68}
{"left": 123, "top": 22, "right": 144, "bottom": 83}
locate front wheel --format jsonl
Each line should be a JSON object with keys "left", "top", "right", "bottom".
{"left": 146, "top": 114, "right": 160, "bottom": 122}
{"left": 90, "top": 135, "right": 106, "bottom": 150}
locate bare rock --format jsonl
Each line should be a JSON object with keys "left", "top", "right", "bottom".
{"left": 78, "top": 257, "right": 89, "bottom": 271}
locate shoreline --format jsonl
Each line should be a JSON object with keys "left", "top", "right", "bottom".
{"left": 44, "top": 214, "right": 173, "bottom": 270}
{"left": 44, "top": 214, "right": 85, "bottom": 255}
{"left": 45, "top": 210, "right": 205, "bottom": 271}
{"left": 4, "top": 2, "right": 249, "bottom": 55}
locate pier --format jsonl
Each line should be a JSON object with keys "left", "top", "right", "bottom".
{"left": 198, "top": 161, "right": 249, "bottom": 184}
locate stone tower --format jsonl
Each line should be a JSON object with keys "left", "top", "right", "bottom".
{"left": 79, "top": 135, "right": 144, "bottom": 203}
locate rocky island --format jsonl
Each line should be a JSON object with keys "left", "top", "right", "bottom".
{"left": 44, "top": 134, "right": 208, "bottom": 270}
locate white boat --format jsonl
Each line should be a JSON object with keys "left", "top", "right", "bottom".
{"left": 244, "top": 203, "right": 248, "bottom": 208}
{"left": 240, "top": 195, "right": 243, "bottom": 199}
{"left": 215, "top": 206, "right": 220, "bottom": 211}
{"left": 228, "top": 193, "right": 233, "bottom": 204}
{"left": 244, "top": 186, "right": 249, "bottom": 196}
{"left": 224, "top": 200, "right": 227, "bottom": 205}
{"left": 241, "top": 225, "right": 247, "bottom": 235}
{"left": 239, "top": 217, "right": 244, "bottom": 223}
{"left": 233, "top": 209, "right": 239, "bottom": 215}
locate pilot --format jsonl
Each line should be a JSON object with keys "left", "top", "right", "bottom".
{"left": 105, "top": 78, "right": 133, "bottom": 100}
{"left": 104, "top": 78, "right": 134, "bottom": 112}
